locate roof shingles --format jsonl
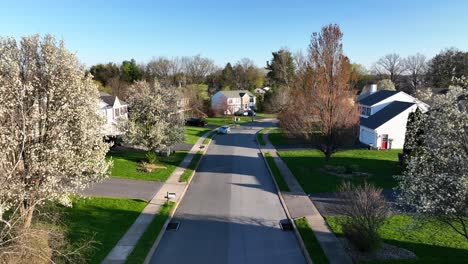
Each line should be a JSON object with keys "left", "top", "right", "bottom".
{"left": 358, "top": 90, "right": 399, "bottom": 106}
{"left": 361, "top": 101, "right": 415, "bottom": 130}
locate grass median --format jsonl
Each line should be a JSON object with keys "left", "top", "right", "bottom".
{"left": 203, "top": 130, "right": 217, "bottom": 145}
{"left": 179, "top": 151, "right": 203, "bottom": 182}
{"left": 264, "top": 152, "right": 290, "bottom": 192}
{"left": 295, "top": 217, "right": 329, "bottom": 264}
{"left": 125, "top": 202, "right": 176, "bottom": 264}
{"left": 256, "top": 128, "right": 269, "bottom": 146}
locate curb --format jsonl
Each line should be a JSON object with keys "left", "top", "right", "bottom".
{"left": 143, "top": 130, "right": 215, "bottom": 264}
{"left": 255, "top": 130, "right": 314, "bottom": 264}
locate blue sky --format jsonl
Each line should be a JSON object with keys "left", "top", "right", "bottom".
{"left": 1, "top": 0, "right": 467, "bottom": 69}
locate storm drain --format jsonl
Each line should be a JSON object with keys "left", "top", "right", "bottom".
{"left": 166, "top": 221, "right": 180, "bottom": 231}
{"left": 279, "top": 219, "right": 293, "bottom": 231}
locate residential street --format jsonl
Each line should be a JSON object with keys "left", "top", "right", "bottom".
{"left": 150, "top": 122, "right": 306, "bottom": 264}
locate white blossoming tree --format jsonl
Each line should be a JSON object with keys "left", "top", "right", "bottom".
{"left": 397, "top": 85, "right": 468, "bottom": 240}
{"left": 0, "top": 35, "right": 111, "bottom": 259}
{"left": 124, "top": 80, "right": 185, "bottom": 155}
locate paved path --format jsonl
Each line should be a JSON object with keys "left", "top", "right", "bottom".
{"left": 261, "top": 127, "right": 353, "bottom": 264}
{"left": 150, "top": 122, "right": 306, "bottom": 264}
{"left": 83, "top": 178, "right": 163, "bottom": 201}
{"left": 102, "top": 132, "right": 210, "bottom": 264}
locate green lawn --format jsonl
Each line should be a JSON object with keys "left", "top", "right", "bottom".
{"left": 256, "top": 112, "right": 277, "bottom": 118}
{"left": 268, "top": 127, "right": 311, "bottom": 146}
{"left": 179, "top": 152, "right": 203, "bottom": 182}
{"left": 63, "top": 197, "right": 147, "bottom": 264}
{"left": 295, "top": 218, "right": 329, "bottom": 264}
{"left": 108, "top": 150, "right": 187, "bottom": 181}
{"left": 185, "top": 126, "right": 211, "bottom": 145}
{"left": 265, "top": 152, "right": 290, "bottom": 192}
{"left": 203, "top": 130, "right": 217, "bottom": 145}
{"left": 278, "top": 149, "right": 400, "bottom": 193}
{"left": 205, "top": 116, "right": 252, "bottom": 126}
{"left": 256, "top": 128, "right": 269, "bottom": 146}
{"left": 125, "top": 202, "right": 175, "bottom": 264}
{"left": 326, "top": 215, "right": 468, "bottom": 264}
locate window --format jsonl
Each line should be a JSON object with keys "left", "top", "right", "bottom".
{"left": 360, "top": 106, "right": 371, "bottom": 116}
{"left": 250, "top": 97, "right": 254, "bottom": 102}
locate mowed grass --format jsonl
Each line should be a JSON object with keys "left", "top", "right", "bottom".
{"left": 108, "top": 150, "right": 187, "bottom": 181}
{"left": 295, "top": 218, "right": 329, "bottom": 264}
{"left": 278, "top": 149, "right": 400, "bottom": 193}
{"left": 63, "top": 197, "right": 147, "bottom": 264}
{"left": 268, "top": 127, "right": 311, "bottom": 146}
{"left": 265, "top": 152, "right": 290, "bottom": 192}
{"left": 185, "top": 126, "right": 211, "bottom": 145}
{"left": 326, "top": 215, "right": 468, "bottom": 264}
{"left": 205, "top": 116, "right": 251, "bottom": 126}
{"left": 256, "top": 128, "right": 269, "bottom": 146}
{"left": 256, "top": 112, "right": 277, "bottom": 118}
{"left": 125, "top": 202, "right": 175, "bottom": 264}
{"left": 179, "top": 152, "right": 203, "bottom": 182}
{"left": 202, "top": 130, "right": 217, "bottom": 145}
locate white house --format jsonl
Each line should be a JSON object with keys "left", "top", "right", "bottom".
{"left": 99, "top": 92, "right": 128, "bottom": 136}
{"left": 358, "top": 84, "right": 429, "bottom": 149}
{"left": 211, "top": 90, "right": 256, "bottom": 114}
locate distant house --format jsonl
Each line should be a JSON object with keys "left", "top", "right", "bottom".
{"left": 358, "top": 84, "right": 429, "bottom": 149}
{"left": 211, "top": 90, "right": 256, "bottom": 115}
{"left": 99, "top": 92, "right": 128, "bottom": 136}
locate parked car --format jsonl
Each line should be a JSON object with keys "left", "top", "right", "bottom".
{"left": 217, "top": 126, "right": 230, "bottom": 134}
{"left": 234, "top": 110, "right": 245, "bottom": 116}
{"left": 185, "top": 117, "right": 207, "bottom": 127}
{"left": 247, "top": 110, "right": 256, "bottom": 116}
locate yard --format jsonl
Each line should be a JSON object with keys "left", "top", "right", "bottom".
{"left": 278, "top": 149, "right": 400, "bottom": 193}
{"left": 61, "top": 197, "right": 147, "bottom": 264}
{"left": 326, "top": 215, "right": 468, "bottom": 264}
{"left": 185, "top": 126, "right": 211, "bottom": 145}
{"left": 108, "top": 149, "right": 187, "bottom": 181}
{"left": 268, "top": 127, "right": 311, "bottom": 146}
{"left": 205, "top": 116, "right": 252, "bottom": 126}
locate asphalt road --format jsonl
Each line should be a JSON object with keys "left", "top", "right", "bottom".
{"left": 150, "top": 122, "right": 306, "bottom": 264}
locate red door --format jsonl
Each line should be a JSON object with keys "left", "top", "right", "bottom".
{"left": 381, "top": 134, "right": 388, "bottom": 149}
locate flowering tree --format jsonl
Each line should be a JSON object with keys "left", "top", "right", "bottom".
{"left": 0, "top": 35, "right": 111, "bottom": 259}
{"left": 124, "top": 80, "right": 185, "bottom": 154}
{"left": 397, "top": 86, "right": 468, "bottom": 240}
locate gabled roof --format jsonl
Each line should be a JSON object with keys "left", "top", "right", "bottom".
{"left": 360, "top": 101, "right": 415, "bottom": 130}
{"left": 358, "top": 90, "right": 399, "bottom": 106}
{"left": 99, "top": 92, "right": 126, "bottom": 106}
{"left": 216, "top": 90, "right": 254, "bottom": 98}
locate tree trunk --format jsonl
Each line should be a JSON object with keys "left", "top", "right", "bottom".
{"left": 21, "top": 202, "right": 35, "bottom": 229}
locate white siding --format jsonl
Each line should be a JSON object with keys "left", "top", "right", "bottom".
{"left": 359, "top": 126, "right": 377, "bottom": 147}
{"left": 374, "top": 105, "right": 418, "bottom": 149}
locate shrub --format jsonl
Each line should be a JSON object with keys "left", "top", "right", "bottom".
{"left": 334, "top": 182, "right": 391, "bottom": 252}
{"left": 138, "top": 162, "right": 158, "bottom": 172}
{"left": 145, "top": 151, "right": 159, "bottom": 164}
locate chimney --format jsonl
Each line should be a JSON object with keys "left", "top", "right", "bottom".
{"left": 369, "top": 84, "right": 377, "bottom": 94}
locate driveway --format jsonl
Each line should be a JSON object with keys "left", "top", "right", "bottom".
{"left": 83, "top": 177, "right": 163, "bottom": 201}
{"left": 150, "top": 122, "right": 306, "bottom": 264}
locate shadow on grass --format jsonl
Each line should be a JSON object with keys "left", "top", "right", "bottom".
{"left": 60, "top": 197, "right": 147, "bottom": 264}
{"left": 278, "top": 150, "right": 400, "bottom": 193}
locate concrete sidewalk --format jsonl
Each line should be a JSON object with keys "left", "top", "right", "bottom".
{"left": 261, "top": 128, "right": 352, "bottom": 264}
{"left": 102, "top": 131, "right": 212, "bottom": 264}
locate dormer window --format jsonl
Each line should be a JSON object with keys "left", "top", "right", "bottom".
{"left": 361, "top": 106, "right": 371, "bottom": 116}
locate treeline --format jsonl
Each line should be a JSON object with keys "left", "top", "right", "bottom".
{"left": 89, "top": 43, "right": 468, "bottom": 115}
{"left": 89, "top": 55, "right": 266, "bottom": 100}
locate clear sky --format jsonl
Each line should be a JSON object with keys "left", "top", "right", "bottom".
{"left": 1, "top": 0, "right": 467, "bottom": 69}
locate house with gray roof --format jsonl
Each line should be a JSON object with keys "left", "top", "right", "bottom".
{"left": 99, "top": 92, "right": 128, "bottom": 136}
{"left": 211, "top": 90, "right": 256, "bottom": 115}
{"left": 358, "top": 84, "right": 428, "bottom": 149}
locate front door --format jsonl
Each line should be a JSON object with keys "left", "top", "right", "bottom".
{"left": 381, "top": 134, "right": 388, "bottom": 149}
